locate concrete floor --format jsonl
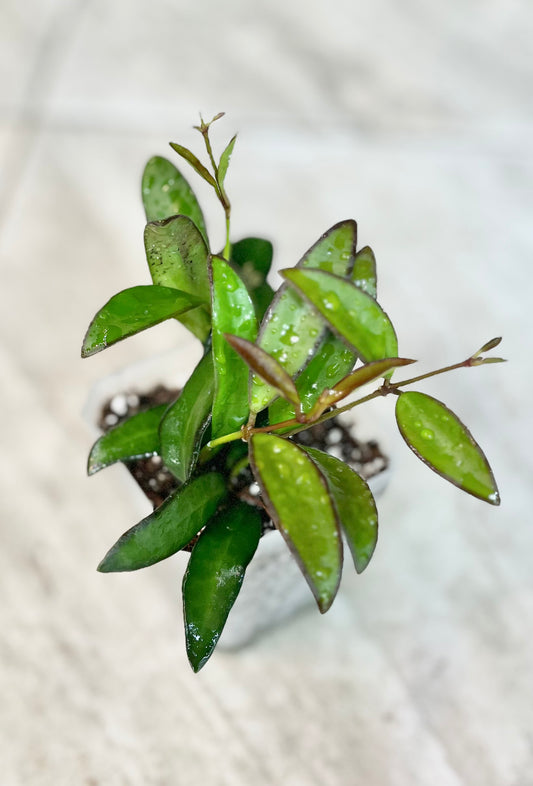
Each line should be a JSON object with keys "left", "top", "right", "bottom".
{"left": 1, "top": 1, "right": 532, "bottom": 784}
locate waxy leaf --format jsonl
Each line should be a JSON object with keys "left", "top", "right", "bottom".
{"left": 352, "top": 246, "right": 377, "bottom": 298}
{"left": 282, "top": 268, "right": 398, "bottom": 364}
{"left": 268, "top": 331, "right": 355, "bottom": 424}
{"left": 250, "top": 434, "right": 342, "bottom": 612}
{"left": 395, "top": 391, "right": 500, "bottom": 505}
{"left": 97, "top": 472, "right": 227, "bottom": 572}
{"left": 183, "top": 502, "right": 261, "bottom": 672}
{"left": 250, "top": 221, "right": 358, "bottom": 413}
{"left": 210, "top": 257, "right": 258, "bottom": 439}
{"left": 88, "top": 404, "right": 167, "bottom": 475}
{"left": 144, "top": 215, "right": 211, "bottom": 341}
{"left": 169, "top": 142, "right": 218, "bottom": 188}
{"left": 230, "top": 237, "right": 275, "bottom": 320}
{"left": 217, "top": 134, "right": 237, "bottom": 187}
{"left": 159, "top": 351, "right": 214, "bottom": 483}
{"left": 304, "top": 448, "right": 378, "bottom": 573}
{"left": 141, "top": 156, "right": 208, "bottom": 244}
{"left": 81, "top": 285, "right": 202, "bottom": 357}
{"left": 225, "top": 335, "right": 301, "bottom": 410}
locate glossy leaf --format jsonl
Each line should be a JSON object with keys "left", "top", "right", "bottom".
{"left": 88, "top": 404, "right": 167, "bottom": 475}
{"left": 144, "top": 215, "right": 211, "bottom": 341}
{"left": 395, "top": 391, "right": 500, "bottom": 505}
{"left": 159, "top": 351, "right": 214, "bottom": 483}
{"left": 97, "top": 473, "right": 227, "bottom": 572}
{"left": 230, "top": 237, "right": 275, "bottom": 320}
{"left": 183, "top": 502, "right": 261, "bottom": 672}
{"left": 169, "top": 142, "right": 217, "bottom": 188}
{"left": 81, "top": 285, "right": 202, "bottom": 357}
{"left": 225, "top": 335, "right": 301, "bottom": 410}
{"left": 268, "top": 331, "right": 355, "bottom": 424}
{"left": 473, "top": 336, "right": 502, "bottom": 357}
{"left": 250, "top": 433, "right": 342, "bottom": 612}
{"left": 320, "top": 357, "right": 415, "bottom": 409}
{"left": 217, "top": 134, "right": 237, "bottom": 187}
{"left": 210, "top": 257, "right": 258, "bottom": 439}
{"left": 304, "top": 448, "right": 378, "bottom": 573}
{"left": 141, "top": 156, "right": 208, "bottom": 244}
{"left": 251, "top": 220, "right": 357, "bottom": 413}
{"left": 352, "top": 245, "right": 377, "bottom": 298}
{"left": 282, "top": 268, "right": 398, "bottom": 364}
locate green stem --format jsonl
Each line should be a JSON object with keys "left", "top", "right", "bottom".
{"left": 223, "top": 214, "right": 231, "bottom": 261}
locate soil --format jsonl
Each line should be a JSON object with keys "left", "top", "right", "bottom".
{"left": 99, "top": 385, "right": 388, "bottom": 537}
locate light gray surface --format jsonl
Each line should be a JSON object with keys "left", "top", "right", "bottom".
{"left": 1, "top": 1, "right": 531, "bottom": 784}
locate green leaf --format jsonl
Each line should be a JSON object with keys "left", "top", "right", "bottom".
{"left": 225, "top": 335, "right": 301, "bottom": 410}
{"left": 268, "top": 331, "right": 356, "bottom": 424}
{"left": 472, "top": 336, "right": 502, "bottom": 357}
{"left": 282, "top": 268, "right": 398, "bottom": 364}
{"left": 81, "top": 285, "right": 202, "bottom": 357}
{"left": 230, "top": 237, "right": 275, "bottom": 321}
{"left": 210, "top": 258, "right": 258, "bottom": 439}
{"left": 183, "top": 501, "right": 261, "bottom": 672}
{"left": 352, "top": 245, "right": 377, "bottom": 298}
{"left": 250, "top": 434, "right": 342, "bottom": 612}
{"left": 88, "top": 404, "right": 168, "bottom": 475}
{"left": 395, "top": 391, "right": 500, "bottom": 505}
{"left": 251, "top": 220, "right": 357, "bottom": 413}
{"left": 217, "top": 134, "right": 237, "bottom": 187}
{"left": 141, "top": 156, "right": 208, "bottom": 244}
{"left": 303, "top": 448, "right": 378, "bottom": 573}
{"left": 97, "top": 472, "right": 228, "bottom": 572}
{"left": 169, "top": 142, "right": 218, "bottom": 188}
{"left": 144, "top": 215, "right": 211, "bottom": 341}
{"left": 159, "top": 351, "right": 214, "bottom": 483}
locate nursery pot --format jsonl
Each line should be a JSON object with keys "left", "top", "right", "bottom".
{"left": 84, "top": 342, "right": 391, "bottom": 649}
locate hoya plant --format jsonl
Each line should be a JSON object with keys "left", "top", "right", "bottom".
{"left": 82, "top": 114, "right": 503, "bottom": 672}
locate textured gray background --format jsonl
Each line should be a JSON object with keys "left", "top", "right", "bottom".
{"left": 1, "top": 1, "right": 531, "bottom": 784}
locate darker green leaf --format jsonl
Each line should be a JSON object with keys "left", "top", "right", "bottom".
{"left": 81, "top": 285, "right": 202, "bottom": 357}
{"left": 183, "top": 501, "right": 261, "bottom": 672}
{"left": 230, "top": 237, "right": 275, "bottom": 320}
{"left": 144, "top": 215, "right": 211, "bottom": 341}
{"left": 251, "top": 220, "right": 357, "bottom": 413}
{"left": 169, "top": 142, "right": 218, "bottom": 188}
{"left": 304, "top": 448, "right": 378, "bottom": 573}
{"left": 88, "top": 404, "right": 168, "bottom": 475}
{"left": 97, "top": 472, "right": 228, "bottom": 572}
{"left": 250, "top": 433, "right": 342, "bottom": 612}
{"left": 395, "top": 391, "right": 500, "bottom": 505}
{"left": 210, "top": 257, "right": 258, "bottom": 439}
{"left": 282, "top": 268, "right": 398, "bottom": 365}
{"left": 159, "top": 351, "right": 214, "bottom": 483}
{"left": 141, "top": 156, "right": 208, "bottom": 244}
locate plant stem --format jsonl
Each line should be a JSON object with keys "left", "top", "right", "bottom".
{"left": 223, "top": 214, "right": 231, "bottom": 261}
{"left": 390, "top": 359, "right": 469, "bottom": 390}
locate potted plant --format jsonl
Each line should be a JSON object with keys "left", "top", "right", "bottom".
{"left": 81, "top": 114, "right": 503, "bottom": 672}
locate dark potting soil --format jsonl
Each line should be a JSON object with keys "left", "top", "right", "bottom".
{"left": 99, "top": 385, "right": 388, "bottom": 536}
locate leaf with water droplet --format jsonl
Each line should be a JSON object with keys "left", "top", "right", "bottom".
{"left": 217, "top": 134, "right": 237, "bottom": 187}
{"left": 224, "top": 335, "right": 301, "bottom": 411}
{"left": 144, "top": 215, "right": 211, "bottom": 340}
{"left": 303, "top": 448, "right": 378, "bottom": 573}
{"left": 251, "top": 221, "right": 357, "bottom": 412}
{"left": 282, "top": 268, "right": 398, "bottom": 365}
{"left": 88, "top": 404, "right": 168, "bottom": 475}
{"left": 230, "top": 237, "right": 275, "bottom": 320}
{"left": 141, "top": 156, "right": 208, "bottom": 244}
{"left": 351, "top": 245, "right": 377, "bottom": 298}
{"left": 210, "top": 257, "right": 258, "bottom": 439}
{"left": 250, "top": 434, "right": 342, "bottom": 611}
{"left": 268, "top": 331, "right": 356, "bottom": 424}
{"left": 183, "top": 501, "right": 261, "bottom": 672}
{"left": 169, "top": 142, "right": 218, "bottom": 188}
{"left": 81, "top": 285, "right": 202, "bottom": 357}
{"left": 97, "top": 472, "right": 227, "bottom": 572}
{"left": 395, "top": 391, "right": 500, "bottom": 504}
{"left": 159, "top": 351, "right": 214, "bottom": 483}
